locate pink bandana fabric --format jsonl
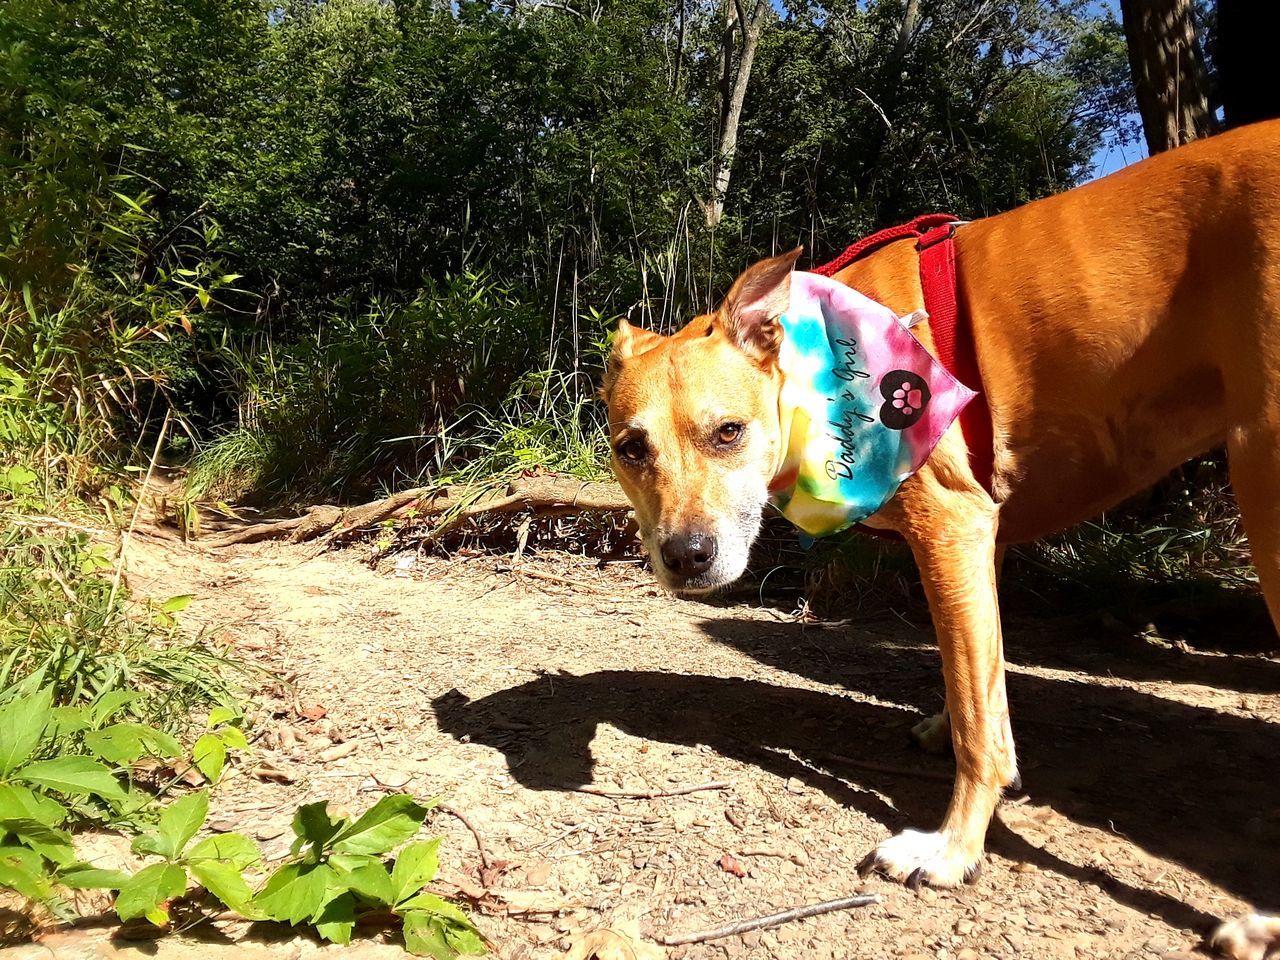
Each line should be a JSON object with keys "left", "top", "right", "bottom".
{"left": 770, "top": 271, "right": 977, "bottom": 537}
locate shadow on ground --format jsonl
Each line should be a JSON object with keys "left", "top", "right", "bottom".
{"left": 433, "top": 614, "right": 1280, "bottom": 931}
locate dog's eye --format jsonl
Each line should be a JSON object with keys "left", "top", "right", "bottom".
{"left": 716, "top": 422, "right": 744, "bottom": 446}
{"left": 616, "top": 437, "right": 648, "bottom": 464}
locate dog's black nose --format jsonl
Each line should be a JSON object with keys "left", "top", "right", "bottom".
{"left": 659, "top": 532, "right": 718, "bottom": 577}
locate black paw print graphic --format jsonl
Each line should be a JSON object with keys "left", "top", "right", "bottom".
{"left": 879, "top": 371, "right": 930, "bottom": 430}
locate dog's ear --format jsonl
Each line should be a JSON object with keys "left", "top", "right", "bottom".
{"left": 600, "top": 318, "right": 664, "bottom": 401}
{"left": 720, "top": 246, "right": 803, "bottom": 360}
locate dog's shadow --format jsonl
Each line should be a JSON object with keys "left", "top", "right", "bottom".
{"left": 432, "top": 615, "right": 1280, "bottom": 930}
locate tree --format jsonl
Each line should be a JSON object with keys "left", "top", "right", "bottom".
{"left": 1118, "top": 0, "right": 1213, "bottom": 153}
{"left": 707, "top": 0, "right": 771, "bottom": 229}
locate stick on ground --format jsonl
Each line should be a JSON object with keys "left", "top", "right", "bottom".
{"left": 660, "top": 893, "right": 881, "bottom": 946}
{"left": 574, "top": 780, "right": 731, "bottom": 799}
{"left": 438, "top": 802, "right": 492, "bottom": 872}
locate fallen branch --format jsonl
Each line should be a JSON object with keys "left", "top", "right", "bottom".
{"left": 206, "top": 475, "right": 631, "bottom": 548}
{"left": 574, "top": 780, "right": 731, "bottom": 799}
{"left": 660, "top": 893, "right": 881, "bottom": 946}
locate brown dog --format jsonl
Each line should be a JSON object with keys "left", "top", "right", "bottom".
{"left": 601, "top": 120, "right": 1280, "bottom": 959}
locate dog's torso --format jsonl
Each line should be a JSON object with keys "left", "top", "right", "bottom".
{"left": 836, "top": 120, "right": 1280, "bottom": 542}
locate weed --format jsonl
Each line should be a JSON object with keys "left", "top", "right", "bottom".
{"left": 0, "top": 683, "right": 483, "bottom": 956}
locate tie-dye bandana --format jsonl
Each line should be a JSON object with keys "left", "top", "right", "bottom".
{"left": 768, "top": 271, "right": 976, "bottom": 538}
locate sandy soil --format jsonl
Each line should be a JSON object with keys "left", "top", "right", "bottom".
{"left": 33, "top": 532, "right": 1280, "bottom": 959}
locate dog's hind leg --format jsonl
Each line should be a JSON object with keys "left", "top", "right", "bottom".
{"left": 859, "top": 470, "right": 1017, "bottom": 887}
{"left": 1208, "top": 422, "right": 1280, "bottom": 959}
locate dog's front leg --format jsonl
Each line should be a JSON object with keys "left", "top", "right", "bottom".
{"left": 859, "top": 485, "right": 1016, "bottom": 888}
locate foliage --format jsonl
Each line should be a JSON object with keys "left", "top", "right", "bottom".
{"left": 1, "top": 0, "right": 1137, "bottom": 501}
{"left": 1009, "top": 458, "right": 1256, "bottom": 603}
{"left": 0, "top": 682, "right": 482, "bottom": 956}
{"left": 188, "top": 271, "right": 555, "bottom": 505}
{"left": 0, "top": 515, "right": 237, "bottom": 719}
{"left": 0, "top": 678, "right": 206, "bottom": 919}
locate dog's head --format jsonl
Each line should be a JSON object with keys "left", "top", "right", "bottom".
{"left": 601, "top": 248, "right": 802, "bottom": 593}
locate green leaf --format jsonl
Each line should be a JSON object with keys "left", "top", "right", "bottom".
{"left": 331, "top": 853, "right": 395, "bottom": 905}
{"left": 0, "top": 819, "right": 74, "bottom": 866}
{"left": 160, "top": 594, "right": 193, "bottom": 613}
{"left": 332, "top": 795, "right": 431, "bottom": 856}
{"left": 315, "top": 890, "right": 356, "bottom": 945}
{"left": 131, "top": 833, "right": 167, "bottom": 859}
{"left": 218, "top": 725, "right": 249, "bottom": 750}
{"left": 0, "top": 686, "right": 52, "bottom": 776}
{"left": 192, "top": 734, "right": 226, "bottom": 783}
{"left": 85, "top": 723, "right": 182, "bottom": 765}
{"left": 115, "top": 862, "right": 187, "bottom": 924}
{"left": 251, "top": 862, "right": 333, "bottom": 925}
{"left": 207, "top": 706, "right": 239, "bottom": 728}
{"left": 444, "top": 923, "right": 486, "bottom": 956}
{"left": 402, "top": 910, "right": 455, "bottom": 960}
{"left": 187, "top": 832, "right": 260, "bottom": 871}
{"left": 0, "top": 855, "right": 53, "bottom": 903}
{"left": 290, "top": 802, "right": 343, "bottom": 857}
{"left": 90, "top": 690, "right": 145, "bottom": 727}
{"left": 189, "top": 859, "right": 257, "bottom": 916}
{"left": 58, "top": 863, "right": 133, "bottom": 890}
{"left": 0, "top": 784, "right": 68, "bottom": 827}
{"left": 1, "top": 465, "right": 37, "bottom": 492}
{"left": 48, "top": 707, "right": 90, "bottom": 737}
{"left": 18, "top": 757, "right": 127, "bottom": 801}
{"left": 391, "top": 839, "right": 440, "bottom": 903}
{"left": 154, "top": 790, "right": 208, "bottom": 860}
{"left": 398, "top": 892, "right": 472, "bottom": 926}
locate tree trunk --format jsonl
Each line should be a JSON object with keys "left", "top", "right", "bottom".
{"left": 1216, "top": 0, "right": 1280, "bottom": 129}
{"left": 1118, "top": 0, "right": 1214, "bottom": 153}
{"left": 892, "top": 0, "right": 919, "bottom": 63}
{"left": 707, "top": 0, "right": 768, "bottom": 229}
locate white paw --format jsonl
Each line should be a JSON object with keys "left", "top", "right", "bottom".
{"left": 857, "top": 829, "right": 982, "bottom": 889}
{"left": 1209, "top": 915, "right": 1280, "bottom": 960}
{"left": 910, "top": 711, "right": 951, "bottom": 754}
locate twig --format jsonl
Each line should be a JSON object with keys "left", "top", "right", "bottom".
{"left": 660, "top": 893, "right": 881, "bottom": 946}
{"left": 496, "top": 565, "right": 605, "bottom": 593}
{"left": 815, "top": 751, "right": 953, "bottom": 783}
{"left": 108, "top": 409, "right": 171, "bottom": 614}
{"left": 522, "top": 822, "right": 586, "bottom": 852}
{"left": 438, "top": 803, "right": 492, "bottom": 872}
{"left": 574, "top": 780, "right": 731, "bottom": 799}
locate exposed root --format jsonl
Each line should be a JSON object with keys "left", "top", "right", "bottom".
{"left": 206, "top": 475, "right": 631, "bottom": 548}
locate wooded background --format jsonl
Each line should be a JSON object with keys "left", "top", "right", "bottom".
{"left": 1, "top": 0, "right": 1272, "bottom": 504}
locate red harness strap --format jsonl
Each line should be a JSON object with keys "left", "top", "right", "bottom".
{"left": 813, "top": 215, "right": 995, "bottom": 493}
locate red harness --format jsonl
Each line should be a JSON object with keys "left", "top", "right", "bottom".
{"left": 812, "top": 214, "right": 994, "bottom": 493}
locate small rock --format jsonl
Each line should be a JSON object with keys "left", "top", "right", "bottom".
{"left": 319, "top": 741, "right": 357, "bottom": 763}
{"left": 371, "top": 768, "right": 414, "bottom": 788}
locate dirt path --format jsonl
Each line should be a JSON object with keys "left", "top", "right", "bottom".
{"left": 26, "top": 536, "right": 1280, "bottom": 959}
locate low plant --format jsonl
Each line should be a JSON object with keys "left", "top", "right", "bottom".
{"left": 0, "top": 516, "right": 238, "bottom": 718}
{"left": 188, "top": 271, "right": 551, "bottom": 506}
{"left": 0, "top": 682, "right": 483, "bottom": 957}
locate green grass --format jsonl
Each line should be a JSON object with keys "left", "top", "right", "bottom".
{"left": 0, "top": 504, "right": 240, "bottom": 732}
{"left": 433, "top": 368, "right": 611, "bottom": 489}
